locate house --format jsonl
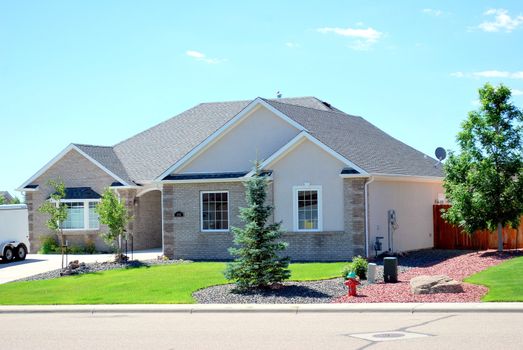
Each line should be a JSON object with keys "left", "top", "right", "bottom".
{"left": 0, "top": 191, "right": 14, "bottom": 204}
{"left": 18, "top": 97, "right": 444, "bottom": 260}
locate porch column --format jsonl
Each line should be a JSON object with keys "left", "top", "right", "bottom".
{"left": 162, "top": 184, "right": 175, "bottom": 258}
{"left": 344, "top": 178, "right": 366, "bottom": 257}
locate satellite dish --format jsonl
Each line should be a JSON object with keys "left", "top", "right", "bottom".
{"left": 435, "top": 147, "right": 447, "bottom": 161}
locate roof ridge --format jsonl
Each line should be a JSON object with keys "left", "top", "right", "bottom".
{"left": 196, "top": 96, "right": 319, "bottom": 106}
{"left": 73, "top": 143, "right": 113, "bottom": 148}
{"left": 264, "top": 98, "right": 362, "bottom": 118}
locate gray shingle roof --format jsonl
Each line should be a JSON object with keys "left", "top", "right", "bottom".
{"left": 74, "top": 144, "right": 135, "bottom": 185}
{"left": 263, "top": 99, "right": 443, "bottom": 177}
{"left": 73, "top": 96, "right": 442, "bottom": 182}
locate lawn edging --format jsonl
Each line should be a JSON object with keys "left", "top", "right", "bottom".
{"left": 1, "top": 302, "right": 523, "bottom": 314}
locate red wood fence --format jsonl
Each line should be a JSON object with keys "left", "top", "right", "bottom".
{"left": 433, "top": 204, "right": 523, "bottom": 250}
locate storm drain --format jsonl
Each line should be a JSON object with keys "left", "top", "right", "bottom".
{"left": 348, "top": 331, "right": 429, "bottom": 342}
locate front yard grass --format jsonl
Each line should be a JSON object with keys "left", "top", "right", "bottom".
{"left": 465, "top": 256, "right": 523, "bottom": 302}
{"left": 0, "top": 261, "right": 346, "bottom": 305}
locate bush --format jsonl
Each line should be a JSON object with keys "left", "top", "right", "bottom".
{"left": 352, "top": 256, "right": 369, "bottom": 280}
{"left": 84, "top": 239, "right": 97, "bottom": 254}
{"left": 68, "top": 245, "right": 84, "bottom": 254}
{"left": 341, "top": 263, "right": 353, "bottom": 279}
{"left": 341, "top": 256, "right": 369, "bottom": 280}
{"left": 38, "top": 235, "right": 60, "bottom": 254}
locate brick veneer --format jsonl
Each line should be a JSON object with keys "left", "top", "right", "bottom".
{"left": 162, "top": 178, "right": 367, "bottom": 261}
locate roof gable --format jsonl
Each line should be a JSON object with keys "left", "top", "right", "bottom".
{"left": 17, "top": 144, "right": 132, "bottom": 191}
{"left": 247, "top": 131, "right": 368, "bottom": 177}
{"left": 157, "top": 98, "right": 307, "bottom": 179}
{"left": 264, "top": 100, "right": 443, "bottom": 178}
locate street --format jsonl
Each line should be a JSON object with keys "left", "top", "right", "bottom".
{"left": 1, "top": 311, "right": 521, "bottom": 349}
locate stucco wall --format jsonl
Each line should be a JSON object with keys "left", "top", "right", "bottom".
{"left": 271, "top": 139, "right": 346, "bottom": 232}
{"left": 27, "top": 149, "right": 116, "bottom": 252}
{"left": 367, "top": 179, "right": 443, "bottom": 255}
{"left": 178, "top": 106, "right": 300, "bottom": 173}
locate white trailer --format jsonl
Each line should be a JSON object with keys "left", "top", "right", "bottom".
{"left": 0, "top": 204, "right": 29, "bottom": 262}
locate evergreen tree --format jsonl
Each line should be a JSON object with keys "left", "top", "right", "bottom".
{"left": 225, "top": 162, "right": 290, "bottom": 290}
{"left": 443, "top": 83, "right": 523, "bottom": 252}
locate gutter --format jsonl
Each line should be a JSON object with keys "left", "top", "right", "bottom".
{"left": 364, "top": 176, "right": 375, "bottom": 258}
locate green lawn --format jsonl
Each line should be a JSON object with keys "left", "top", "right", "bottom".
{"left": 0, "top": 262, "right": 346, "bottom": 305}
{"left": 465, "top": 256, "right": 523, "bottom": 302}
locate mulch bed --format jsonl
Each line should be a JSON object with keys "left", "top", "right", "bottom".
{"left": 335, "top": 250, "right": 522, "bottom": 303}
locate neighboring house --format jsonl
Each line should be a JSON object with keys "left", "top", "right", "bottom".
{"left": 0, "top": 191, "right": 14, "bottom": 204}
{"left": 18, "top": 97, "right": 444, "bottom": 260}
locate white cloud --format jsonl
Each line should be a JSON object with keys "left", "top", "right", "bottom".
{"left": 422, "top": 8, "right": 443, "bottom": 16}
{"left": 450, "top": 70, "right": 523, "bottom": 79}
{"left": 317, "top": 26, "right": 383, "bottom": 50}
{"left": 285, "top": 42, "right": 300, "bottom": 48}
{"left": 450, "top": 72, "right": 465, "bottom": 78}
{"left": 185, "top": 50, "right": 224, "bottom": 64}
{"left": 478, "top": 8, "right": 523, "bottom": 32}
{"left": 512, "top": 89, "right": 523, "bottom": 96}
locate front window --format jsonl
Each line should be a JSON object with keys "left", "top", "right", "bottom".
{"left": 294, "top": 186, "right": 322, "bottom": 232}
{"left": 89, "top": 202, "right": 100, "bottom": 229}
{"left": 62, "top": 202, "right": 84, "bottom": 229}
{"left": 201, "top": 191, "right": 229, "bottom": 231}
{"left": 59, "top": 200, "right": 100, "bottom": 230}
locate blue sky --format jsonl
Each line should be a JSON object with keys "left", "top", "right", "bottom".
{"left": 1, "top": 1, "right": 523, "bottom": 196}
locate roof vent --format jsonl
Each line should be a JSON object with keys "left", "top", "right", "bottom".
{"left": 276, "top": 91, "right": 282, "bottom": 98}
{"left": 322, "top": 101, "right": 332, "bottom": 109}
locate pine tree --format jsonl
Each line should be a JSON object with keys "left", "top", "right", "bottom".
{"left": 225, "top": 162, "right": 290, "bottom": 291}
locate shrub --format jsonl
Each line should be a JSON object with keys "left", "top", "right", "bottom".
{"left": 352, "top": 256, "right": 369, "bottom": 280}
{"left": 68, "top": 245, "right": 84, "bottom": 254}
{"left": 84, "top": 239, "right": 97, "bottom": 254}
{"left": 38, "top": 235, "right": 60, "bottom": 254}
{"left": 341, "top": 256, "right": 369, "bottom": 280}
{"left": 341, "top": 263, "right": 353, "bottom": 279}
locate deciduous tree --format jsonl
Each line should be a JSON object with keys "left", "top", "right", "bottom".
{"left": 443, "top": 83, "right": 523, "bottom": 251}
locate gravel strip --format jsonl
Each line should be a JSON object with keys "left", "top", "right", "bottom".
{"left": 194, "top": 278, "right": 347, "bottom": 304}
{"left": 13, "top": 259, "right": 190, "bottom": 283}
{"left": 192, "top": 249, "right": 502, "bottom": 304}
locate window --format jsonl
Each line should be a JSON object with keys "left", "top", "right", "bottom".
{"left": 293, "top": 186, "right": 322, "bottom": 232}
{"left": 59, "top": 200, "right": 100, "bottom": 230}
{"left": 89, "top": 202, "right": 100, "bottom": 229}
{"left": 201, "top": 191, "right": 229, "bottom": 231}
{"left": 62, "top": 202, "right": 84, "bottom": 229}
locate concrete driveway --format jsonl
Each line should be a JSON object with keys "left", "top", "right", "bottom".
{"left": 0, "top": 248, "right": 162, "bottom": 284}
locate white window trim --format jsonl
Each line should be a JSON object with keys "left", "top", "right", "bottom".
{"left": 200, "top": 191, "right": 230, "bottom": 232}
{"left": 293, "top": 185, "right": 323, "bottom": 232}
{"left": 52, "top": 199, "right": 101, "bottom": 231}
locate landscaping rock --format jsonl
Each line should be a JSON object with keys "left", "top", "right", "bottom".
{"left": 410, "top": 275, "right": 463, "bottom": 294}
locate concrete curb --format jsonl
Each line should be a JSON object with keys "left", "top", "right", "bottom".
{"left": 1, "top": 303, "right": 523, "bottom": 314}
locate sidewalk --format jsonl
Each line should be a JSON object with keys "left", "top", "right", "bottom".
{"left": 1, "top": 303, "right": 523, "bottom": 314}
{"left": 0, "top": 249, "right": 162, "bottom": 284}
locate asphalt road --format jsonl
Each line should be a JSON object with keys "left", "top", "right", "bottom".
{"left": 1, "top": 311, "right": 522, "bottom": 349}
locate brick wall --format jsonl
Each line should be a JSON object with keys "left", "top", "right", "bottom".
{"left": 344, "top": 178, "right": 367, "bottom": 257}
{"left": 133, "top": 190, "right": 162, "bottom": 250}
{"left": 28, "top": 149, "right": 115, "bottom": 253}
{"left": 162, "top": 182, "right": 246, "bottom": 260}
{"left": 162, "top": 178, "right": 367, "bottom": 261}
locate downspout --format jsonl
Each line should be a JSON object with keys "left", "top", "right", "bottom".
{"left": 364, "top": 176, "right": 375, "bottom": 258}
